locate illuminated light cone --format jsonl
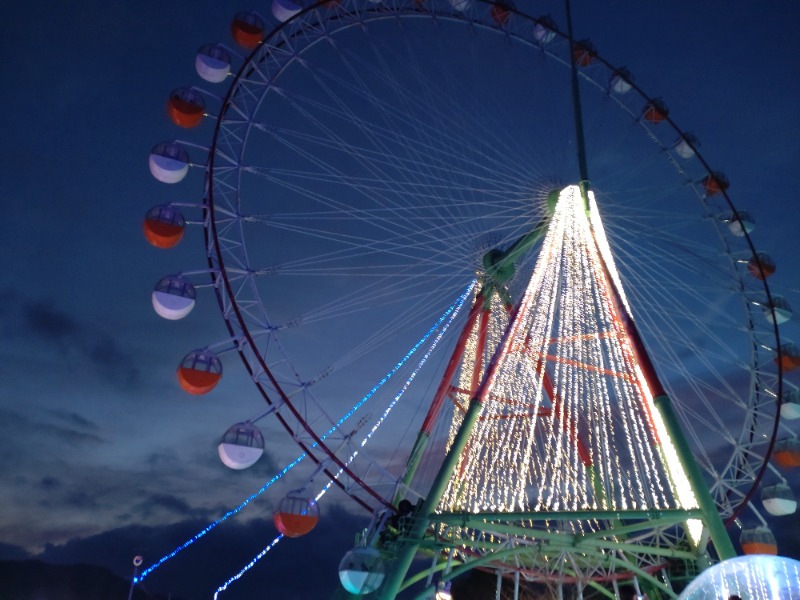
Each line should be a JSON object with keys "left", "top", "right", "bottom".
{"left": 379, "top": 184, "right": 738, "bottom": 599}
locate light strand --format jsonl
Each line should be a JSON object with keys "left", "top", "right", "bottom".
{"left": 135, "top": 454, "right": 303, "bottom": 583}
{"left": 212, "top": 534, "right": 284, "bottom": 600}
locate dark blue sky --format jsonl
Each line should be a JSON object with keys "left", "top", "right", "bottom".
{"left": 2, "top": 2, "right": 799, "bottom": 599}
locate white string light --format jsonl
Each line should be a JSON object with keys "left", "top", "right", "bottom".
{"left": 437, "top": 185, "right": 699, "bottom": 549}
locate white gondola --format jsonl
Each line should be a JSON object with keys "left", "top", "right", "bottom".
{"left": 148, "top": 142, "right": 190, "bottom": 184}
{"left": 533, "top": 17, "right": 556, "bottom": 44}
{"left": 273, "top": 0, "right": 302, "bottom": 22}
{"left": 609, "top": 69, "right": 633, "bottom": 94}
{"left": 338, "top": 546, "right": 386, "bottom": 595}
{"left": 781, "top": 388, "right": 800, "bottom": 420}
{"left": 727, "top": 210, "right": 755, "bottom": 236}
{"left": 152, "top": 275, "right": 196, "bottom": 320}
{"left": 673, "top": 133, "right": 699, "bottom": 159}
{"left": 761, "top": 483, "right": 797, "bottom": 516}
{"left": 195, "top": 43, "right": 231, "bottom": 83}
{"left": 764, "top": 295, "right": 792, "bottom": 324}
{"left": 447, "top": 0, "right": 471, "bottom": 10}
{"left": 217, "top": 422, "right": 264, "bottom": 469}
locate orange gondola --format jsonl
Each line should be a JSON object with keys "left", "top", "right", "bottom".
{"left": 274, "top": 493, "right": 320, "bottom": 537}
{"left": 177, "top": 350, "right": 222, "bottom": 394}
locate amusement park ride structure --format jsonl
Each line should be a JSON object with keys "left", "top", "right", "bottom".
{"left": 142, "top": 1, "right": 799, "bottom": 598}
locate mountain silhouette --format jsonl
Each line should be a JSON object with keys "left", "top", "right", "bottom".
{"left": 0, "top": 560, "right": 177, "bottom": 600}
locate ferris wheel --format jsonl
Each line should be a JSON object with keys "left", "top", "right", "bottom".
{"left": 143, "top": 0, "right": 798, "bottom": 597}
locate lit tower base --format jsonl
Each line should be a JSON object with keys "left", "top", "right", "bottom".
{"left": 376, "top": 185, "right": 734, "bottom": 600}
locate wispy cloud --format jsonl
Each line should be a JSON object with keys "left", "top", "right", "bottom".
{"left": 1, "top": 289, "right": 142, "bottom": 390}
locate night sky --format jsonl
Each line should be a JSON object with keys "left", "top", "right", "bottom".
{"left": 2, "top": 2, "right": 799, "bottom": 599}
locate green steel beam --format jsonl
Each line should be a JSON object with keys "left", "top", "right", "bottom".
{"left": 413, "top": 542, "right": 679, "bottom": 599}
{"left": 378, "top": 395, "right": 488, "bottom": 599}
{"left": 413, "top": 520, "right": 698, "bottom": 561}
{"left": 394, "top": 429, "right": 429, "bottom": 505}
{"left": 587, "top": 581, "right": 619, "bottom": 600}
{"left": 581, "top": 515, "right": 694, "bottom": 540}
{"left": 602, "top": 555, "right": 678, "bottom": 600}
{"left": 652, "top": 395, "right": 736, "bottom": 560}
{"left": 434, "top": 508, "right": 704, "bottom": 524}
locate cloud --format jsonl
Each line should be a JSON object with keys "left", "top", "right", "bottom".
{"left": 0, "top": 289, "right": 143, "bottom": 391}
{"left": 135, "top": 494, "right": 197, "bottom": 519}
{"left": 0, "top": 408, "right": 106, "bottom": 458}
{"left": 38, "top": 476, "right": 61, "bottom": 491}
{"left": 45, "top": 409, "right": 100, "bottom": 431}
{"left": 21, "top": 300, "right": 79, "bottom": 340}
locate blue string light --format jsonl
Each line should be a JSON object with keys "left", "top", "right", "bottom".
{"left": 211, "top": 282, "right": 474, "bottom": 596}
{"left": 134, "top": 282, "right": 475, "bottom": 584}
{"left": 134, "top": 455, "right": 303, "bottom": 583}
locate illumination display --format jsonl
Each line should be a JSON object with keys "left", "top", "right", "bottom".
{"left": 438, "top": 185, "right": 699, "bottom": 539}
{"left": 678, "top": 554, "right": 800, "bottom": 600}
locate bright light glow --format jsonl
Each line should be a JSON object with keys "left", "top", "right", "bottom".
{"left": 438, "top": 185, "right": 700, "bottom": 550}
{"left": 678, "top": 555, "right": 800, "bottom": 600}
